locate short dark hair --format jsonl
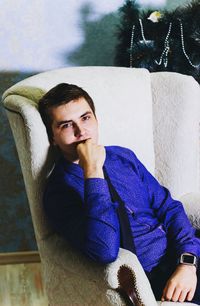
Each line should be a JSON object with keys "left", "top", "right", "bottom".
{"left": 38, "top": 83, "right": 96, "bottom": 142}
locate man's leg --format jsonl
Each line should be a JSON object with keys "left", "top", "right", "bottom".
{"left": 146, "top": 257, "right": 175, "bottom": 300}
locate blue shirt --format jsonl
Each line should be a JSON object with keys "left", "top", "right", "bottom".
{"left": 44, "top": 146, "right": 200, "bottom": 272}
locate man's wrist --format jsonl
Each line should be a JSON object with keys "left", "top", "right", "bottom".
{"left": 84, "top": 166, "right": 104, "bottom": 179}
{"left": 178, "top": 253, "right": 198, "bottom": 268}
{"left": 178, "top": 263, "right": 197, "bottom": 273}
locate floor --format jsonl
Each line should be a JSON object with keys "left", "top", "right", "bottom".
{"left": 0, "top": 262, "right": 48, "bottom": 306}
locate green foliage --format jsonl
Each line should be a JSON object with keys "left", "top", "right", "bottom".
{"left": 115, "top": 0, "right": 200, "bottom": 83}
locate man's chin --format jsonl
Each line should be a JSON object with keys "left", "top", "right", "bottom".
{"left": 61, "top": 147, "right": 79, "bottom": 163}
{"left": 63, "top": 154, "right": 79, "bottom": 164}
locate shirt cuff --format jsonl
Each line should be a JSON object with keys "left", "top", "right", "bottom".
{"left": 84, "top": 178, "right": 118, "bottom": 209}
{"left": 85, "top": 178, "right": 110, "bottom": 196}
{"left": 176, "top": 243, "right": 200, "bottom": 258}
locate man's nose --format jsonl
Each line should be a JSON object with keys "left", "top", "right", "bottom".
{"left": 74, "top": 124, "right": 86, "bottom": 138}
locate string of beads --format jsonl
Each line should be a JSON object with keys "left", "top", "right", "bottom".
{"left": 130, "top": 25, "right": 135, "bottom": 68}
{"left": 129, "top": 18, "right": 199, "bottom": 71}
{"left": 155, "top": 22, "right": 172, "bottom": 67}
{"left": 179, "top": 19, "right": 199, "bottom": 69}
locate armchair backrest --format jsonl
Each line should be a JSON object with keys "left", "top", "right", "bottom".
{"left": 151, "top": 71, "right": 200, "bottom": 198}
{"left": 2, "top": 67, "right": 155, "bottom": 241}
{"left": 2, "top": 67, "right": 200, "bottom": 306}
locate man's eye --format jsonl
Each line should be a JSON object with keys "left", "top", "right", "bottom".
{"left": 82, "top": 115, "right": 90, "bottom": 121}
{"left": 61, "top": 122, "right": 72, "bottom": 129}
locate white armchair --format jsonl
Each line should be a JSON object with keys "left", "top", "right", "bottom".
{"left": 2, "top": 67, "right": 200, "bottom": 306}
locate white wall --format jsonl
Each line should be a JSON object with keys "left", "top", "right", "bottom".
{"left": 0, "top": 0, "right": 122, "bottom": 71}
{"left": 0, "top": 0, "right": 168, "bottom": 72}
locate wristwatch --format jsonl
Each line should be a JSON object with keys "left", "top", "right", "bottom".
{"left": 179, "top": 253, "right": 198, "bottom": 267}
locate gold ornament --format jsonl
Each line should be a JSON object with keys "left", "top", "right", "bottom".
{"left": 147, "top": 11, "right": 162, "bottom": 23}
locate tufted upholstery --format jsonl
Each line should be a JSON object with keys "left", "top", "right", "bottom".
{"left": 2, "top": 67, "right": 200, "bottom": 306}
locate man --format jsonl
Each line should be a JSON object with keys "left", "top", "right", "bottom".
{"left": 39, "top": 83, "right": 200, "bottom": 304}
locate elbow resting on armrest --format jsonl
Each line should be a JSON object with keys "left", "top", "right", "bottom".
{"left": 85, "top": 245, "right": 119, "bottom": 264}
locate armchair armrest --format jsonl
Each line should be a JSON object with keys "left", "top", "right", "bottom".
{"left": 105, "top": 249, "right": 199, "bottom": 306}
{"left": 105, "top": 248, "right": 158, "bottom": 306}
{"left": 179, "top": 192, "right": 200, "bottom": 230}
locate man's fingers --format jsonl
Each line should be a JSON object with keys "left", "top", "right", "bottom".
{"left": 176, "top": 289, "right": 188, "bottom": 303}
{"left": 161, "top": 285, "right": 167, "bottom": 301}
{"left": 76, "top": 138, "right": 91, "bottom": 151}
{"left": 162, "top": 282, "right": 175, "bottom": 301}
{"left": 171, "top": 287, "right": 182, "bottom": 302}
{"left": 161, "top": 265, "right": 197, "bottom": 302}
{"left": 186, "top": 289, "right": 195, "bottom": 301}
{"left": 77, "top": 138, "right": 91, "bottom": 145}
{"left": 81, "top": 138, "right": 92, "bottom": 145}
{"left": 163, "top": 285, "right": 195, "bottom": 303}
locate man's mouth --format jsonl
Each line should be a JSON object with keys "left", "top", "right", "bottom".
{"left": 75, "top": 138, "right": 91, "bottom": 145}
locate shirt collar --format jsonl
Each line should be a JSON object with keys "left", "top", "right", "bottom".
{"left": 61, "top": 156, "right": 84, "bottom": 178}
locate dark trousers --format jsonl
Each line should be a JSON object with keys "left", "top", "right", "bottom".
{"left": 146, "top": 253, "right": 200, "bottom": 304}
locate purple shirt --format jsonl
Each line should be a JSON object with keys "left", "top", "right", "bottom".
{"left": 44, "top": 146, "right": 200, "bottom": 272}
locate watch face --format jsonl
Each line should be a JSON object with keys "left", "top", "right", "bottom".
{"left": 182, "top": 254, "right": 195, "bottom": 264}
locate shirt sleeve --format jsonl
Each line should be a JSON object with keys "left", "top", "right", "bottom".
{"left": 43, "top": 175, "right": 120, "bottom": 264}
{"left": 133, "top": 152, "right": 200, "bottom": 258}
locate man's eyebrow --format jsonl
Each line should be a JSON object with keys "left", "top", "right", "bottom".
{"left": 80, "top": 111, "right": 92, "bottom": 118}
{"left": 56, "top": 111, "right": 92, "bottom": 127}
{"left": 56, "top": 120, "right": 72, "bottom": 127}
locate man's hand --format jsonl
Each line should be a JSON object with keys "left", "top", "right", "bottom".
{"left": 77, "top": 139, "right": 106, "bottom": 179}
{"left": 161, "top": 264, "right": 197, "bottom": 303}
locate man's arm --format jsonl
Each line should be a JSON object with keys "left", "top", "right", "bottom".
{"left": 77, "top": 138, "right": 105, "bottom": 179}
{"left": 131, "top": 152, "right": 200, "bottom": 257}
{"left": 131, "top": 151, "right": 199, "bottom": 302}
{"left": 44, "top": 140, "right": 120, "bottom": 264}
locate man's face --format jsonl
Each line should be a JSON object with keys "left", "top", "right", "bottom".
{"left": 50, "top": 97, "right": 98, "bottom": 163}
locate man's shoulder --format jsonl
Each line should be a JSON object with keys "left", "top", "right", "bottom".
{"left": 105, "top": 145, "right": 138, "bottom": 162}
